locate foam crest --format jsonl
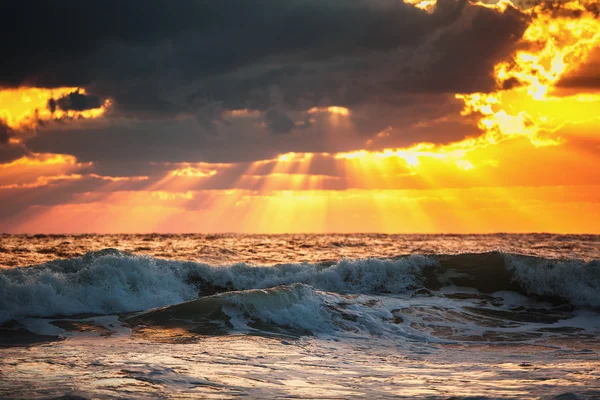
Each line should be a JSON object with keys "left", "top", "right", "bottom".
{"left": 190, "top": 255, "right": 431, "bottom": 294}
{"left": 222, "top": 284, "right": 335, "bottom": 333}
{"left": 505, "top": 254, "right": 600, "bottom": 308}
{"left": 0, "top": 250, "right": 433, "bottom": 323}
{"left": 0, "top": 250, "right": 198, "bottom": 323}
{"left": 1, "top": 249, "right": 600, "bottom": 323}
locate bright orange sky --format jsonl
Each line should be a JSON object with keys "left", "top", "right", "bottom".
{"left": 1, "top": 0, "right": 600, "bottom": 233}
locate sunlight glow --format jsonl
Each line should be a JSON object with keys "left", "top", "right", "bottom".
{"left": 335, "top": 143, "right": 472, "bottom": 170}
{"left": 308, "top": 106, "right": 350, "bottom": 116}
{"left": 0, "top": 87, "right": 110, "bottom": 131}
{"left": 403, "top": 0, "right": 437, "bottom": 12}
{"left": 170, "top": 167, "right": 218, "bottom": 177}
{"left": 3, "top": 0, "right": 600, "bottom": 233}
{"left": 456, "top": 0, "right": 600, "bottom": 149}
{"left": 0, "top": 153, "right": 83, "bottom": 169}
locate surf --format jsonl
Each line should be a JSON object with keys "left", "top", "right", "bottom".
{"left": 1, "top": 249, "right": 599, "bottom": 325}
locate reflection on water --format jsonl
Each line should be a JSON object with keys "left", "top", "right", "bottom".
{"left": 0, "top": 234, "right": 599, "bottom": 398}
{"left": 1, "top": 334, "right": 599, "bottom": 399}
{"left": 1, "top": 286, "right": 599, "bottom": 399}
{"left": 1, "top": 233, "right": 599, "bottom": 267}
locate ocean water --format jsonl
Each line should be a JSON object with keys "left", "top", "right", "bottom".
{"left": 0, "top": 234, "right": 599, "bottom": 399}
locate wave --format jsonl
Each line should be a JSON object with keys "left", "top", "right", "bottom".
{"left": 126, "top": 284, "right": 335, "bottom": 336}
{"left": 1, "top": 249, "right": 599, "bottom": 324}
{"left": 126, "top": 283, "right": 409, "bottom": 338}
{"left": 127, "top": 281, "right": 600, "bottom": 342}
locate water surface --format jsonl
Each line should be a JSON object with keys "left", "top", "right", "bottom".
{"left": 1, "top": 234, "right": 599, "bottom": 399}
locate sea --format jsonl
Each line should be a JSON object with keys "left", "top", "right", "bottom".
{"left": 0, "top": 233, "right": 599, "bottom": 399}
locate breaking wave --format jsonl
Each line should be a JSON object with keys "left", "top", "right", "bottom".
{"left": 126, "top": 283, "right": 406, "bottom": 337}
{"left": 1, "top": 249, "right": 599, "bottom": 324}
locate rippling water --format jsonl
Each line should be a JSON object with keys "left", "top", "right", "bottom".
{"left": 0, "top": 234, "right": 599, "bottom": 399}
{"left": 2, "top": 233, "right": 599, "bottom": 267}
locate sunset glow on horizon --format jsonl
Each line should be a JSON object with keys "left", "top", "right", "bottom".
{"left": 1, "top": 0, "right": 600, "bottom": 233}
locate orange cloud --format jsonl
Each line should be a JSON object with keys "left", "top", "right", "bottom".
{"left": 335, "top": 0, "right": 600, "bottom": 180}
{"left": 3, "top": 0, "right": 600, "bottom": 234}
{"left": 0, "top": 153, "right": 91, "bottom": 187}
{"left": 0, "top": 87, "right": 110, "bottom": 133}
{"left": 403, "top": 0, "right": 437, "bottom": 12}
{"left": 0, "top": 153, "right": 81, "bottom": 168}
{"left": 169, "top": 167, "right": 218, "bottom": 178}
{"left": 308, "top": 106, "right": 350, "bottom": 116}
{"left": 0, "top": 174, "right": 84, "bottom": 190}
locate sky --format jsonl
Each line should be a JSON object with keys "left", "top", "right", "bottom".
{"left": 1, "top": 0, "right": 600, "bottom": 233}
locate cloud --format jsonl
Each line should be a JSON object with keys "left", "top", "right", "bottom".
{"left": 0, "top": 143, "right": 27, "bottom": 164}
{"left": 3, "top": 1, "right": 534, "bottom": 183}
{"left": 48, "top": 90, "right": 102, "bottom": 112}
{"left": 264, "top": 108, "right": 295, "bottom": 134}
{"left": 0, "top": 174, "right": 151, "bottom": 222}
{"left": 0, "top": 0, "right": 528, "bottom": 118}
{"left": 263, "top": 86, "right": 295, "bottom": 134}
{"left": 556, "top": 46, "right": 600, "bottom": 91}
{"left": 25, "top": 93, "right": 477, "bottom": 169}
{"left": 0, "top": 123, "right": 27, "bottom": 164}
{"left": 0, "top": 1, "right": 434, "bottom": 86}
{"left": 0, "top": 121, "right": 13, "bottom": 144}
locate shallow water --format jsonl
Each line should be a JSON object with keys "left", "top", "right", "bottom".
{"left": 0, "top": 234, "right": 599, "bottom": 399}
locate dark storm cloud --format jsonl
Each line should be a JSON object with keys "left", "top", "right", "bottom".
{"left": 7, "top": 0, "right": 532, "bottom": 179}
{"left": 1, "top": 0, "right": 528, "bottom": 116}
{"left": 0, "top": 122, "right": 13, "bottom": 145}
{"left": 26, "top": 117, "right": 329, "bottom": 165}
{"left": 183, "top": 0, "right": 529, "bottom": 113}
{"left": 48, "top": 91, "right": 103, "bottom": 113}
{"left": 0, "top": 145, "right": 26, "bottom": 164}
{"left": 398, "top": 4, "right": 528, "bottom": 93}
{"left": 0, "top": 123, "right": 28, "bottom": 164}
{"left": 262, "top": 87, "right": 297, "bottom": 134}
{"left": 26, "top": 94, "right": 475, "bottom": 167}
{"left": 0, "top": 0, "right": 439, "bottom": 87}
{"left": 264, "top": 109, "right": 295, "bottom": 134}
{"left": 0, "top": 123, "right": 27, "bottom": 163}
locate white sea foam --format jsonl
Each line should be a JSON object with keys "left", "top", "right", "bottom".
{"left": 0, "top": 251, "right": 433, "bottom": 323}
{"left": 221, "top": 284, "right": 335, "bottom": 333}
{"left": 141, "top": 283, "right": 414, "bottom": 338}
{"left": 1, "top": 250, "right": 600, "bottom": 324}
{"left": 193, "top": 255, "right": 431, "bottom": 293}
{"left": 0, "top": 253, "right": 198, "bottom": 323}
{"left": 504, "top": 254, "right": 600, "bottom": 308}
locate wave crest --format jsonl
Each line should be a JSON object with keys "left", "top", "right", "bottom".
{"left": 0, "top": 249, "right": 599, "bottom": 323}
